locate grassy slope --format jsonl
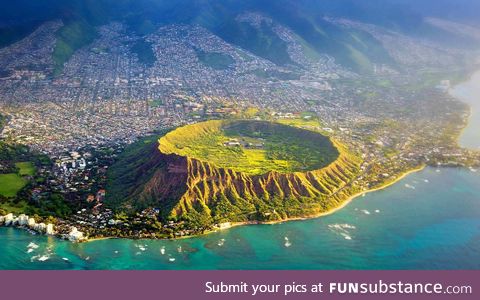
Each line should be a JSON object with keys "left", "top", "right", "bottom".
{"left": 282, "top": 15, "right": 393, "bottom": 73}
{"left": 53, "top": 19, "right": 97, "bottom": 75}
{"left": 130, "top": 39, "right": 156, "bottom": 67}
{"left": 0, "top": 174, "right": 27, "bottom": 197}
{"left": 214, "top": 20, "right": 294, "bottom": 66}
{"left": 0, "top": 162, "right": 35, "bottom": 197}
{"left": 195, "top": 48, "right": 234, "bottom": 70}
{"left": 15, "top": 162, "right": 36, "bottom": 176}
{"left": 105, "top": 135, "right": 167, "bottom": 209}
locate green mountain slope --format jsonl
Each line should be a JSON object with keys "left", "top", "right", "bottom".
{"left": 213, "top": 20, "right": 294, "bottom": 66}
{"left": 2, "top": 0, "right": 479, "bottom": 73}
{"left": 106, "top": 121, "right": 363, "bottom": 226}
{"left": 53, "top": 19, "right": 97, "bottom": 75}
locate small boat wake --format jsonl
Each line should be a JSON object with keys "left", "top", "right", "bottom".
{"left": 26, "top": 242, "right": 39, "bottom": 253}
{"left": 27, "top": 242, "right": 39, "bottom": 249}
{"left": 405, "top": 184, "right": 416, "bottom": 189}
{"left": 328, "top": 223, "right": 356, "bottom": 240}
{"left": 134, "top": 244, "right": 148, "bottom": 252}
{"left": 28, "top": 243, "right": 54, "bottom": 262}
{"left": 37, "top": 255, "right": 50, "bottom": 262}
{"left": 30, "top": 253, "right": 51, "bottom": 262}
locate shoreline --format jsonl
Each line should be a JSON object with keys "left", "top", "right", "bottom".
{"left": 86, "top": 165, "right": 428, "bottom": 242}
{"left": 449, "top": 68, "right": 480, "bottom": 149}
{"left": 221, "top": 165, "right": 427, "bottom": 231}
{"left": 0, "top": 165, "right": 427, "bottom": 243}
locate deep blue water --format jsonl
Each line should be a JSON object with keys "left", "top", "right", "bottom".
{"left": 1, "top": 167, "right": 479, "bottom": 270}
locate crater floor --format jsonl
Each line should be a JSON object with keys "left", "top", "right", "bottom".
{"left": 159, "top": 120, "right": 340, "bottom": 176}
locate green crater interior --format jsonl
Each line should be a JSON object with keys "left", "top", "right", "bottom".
{"left": 160, "top": 120, "right": 339, "bottom": 176}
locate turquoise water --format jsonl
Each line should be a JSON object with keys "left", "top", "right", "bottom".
{"left": 1, "top": 167, "right": 479, "bottom": 270}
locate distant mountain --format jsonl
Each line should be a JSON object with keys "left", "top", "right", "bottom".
{"left": 1, "top": 0, "right": 479, "bottom": 73}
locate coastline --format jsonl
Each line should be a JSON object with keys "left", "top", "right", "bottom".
{"left": 3, "top": 167, "right": 480, "bottom": 270}
{"left": 455, "top": 105, "right": 472, "bottom": 148}
{"left": 1, "top": 165, "right": 426, "bottom": 243}
{"left": 217, "top": 165, "right": 427, "bottom": 231}
{"left": 449, "top": 68, "right": 480, "bottom": 149}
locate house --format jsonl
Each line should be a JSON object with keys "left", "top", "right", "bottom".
{"left": 96, "top": 189, "right": 106, "bottom": 202}
{"left": 86, "top": 194, "right": 95, "bottom": 203}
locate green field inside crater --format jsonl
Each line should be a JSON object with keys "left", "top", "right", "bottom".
{"left": 159, "top": 120, "right": 339, "bottom": 176}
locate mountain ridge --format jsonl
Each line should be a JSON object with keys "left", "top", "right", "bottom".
{"left": 106, "top": 121, "right": 363, "bottom": 226}
{"left": 3, "top": 0, "right": 479, "bottom": 74}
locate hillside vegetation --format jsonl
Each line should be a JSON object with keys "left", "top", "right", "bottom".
{"left": 195, "top": 49, "right": 235, "bottom": 70}
{"left": 52, "top": 19, "right": 97, "bottom": 75}
{"left": 3, "top": 0, "right": 479, "bottom": 74}
{"left": 130, "top": 39, "right": 156, "bottom": 67}
{"left": 106, "top": 121, "right": 363, "bottom": 228}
